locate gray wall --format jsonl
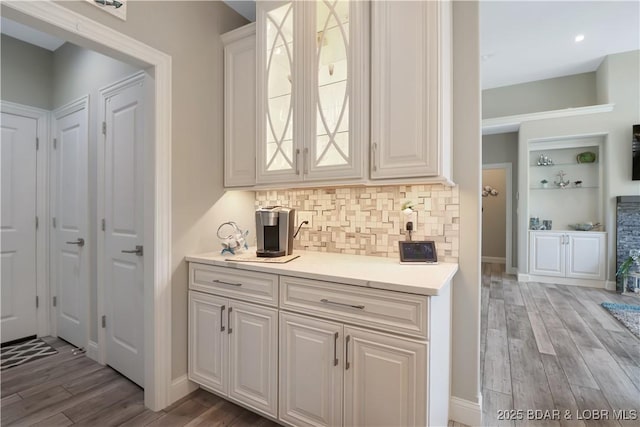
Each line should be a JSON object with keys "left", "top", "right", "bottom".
{"left": 517, "top": 50, "right": 640, "bottom": 278}
{"left": 1, "top": 34, "right": 53, "bottom": 109}
{"left": 52, "top": 0, "right": 256, "bottom": 380}
{"left": 482, "top": 72, "right": 597, "bottom": 119}
{"left": 452, "top": 0, "right": 482, "bottom": 408}
{"left": 52, "top": 42, "right": 142, "bottom": 342}
{"left": 483, "top": 132, "right": 519, "bottom": 269}
{"left": 482, "top": 168, "right": 507, "bottom": 258}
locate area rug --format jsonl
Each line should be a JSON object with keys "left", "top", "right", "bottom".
{"left": 601, "top": 302, "right": 640, "bottom": 339}
{"left": 1, "top": 338, "right": 58, "bottom": 370}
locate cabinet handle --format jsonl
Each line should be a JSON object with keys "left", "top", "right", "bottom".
{"left": 371, "top": 143, "right": 377, "bottom": 172}
{"left": 220, "top": 305, "right": 226, "bottom": 332}
{"left": 333, "top": 332, "right": 339, "bottom": 367}
{"left": 227, "top": 307, "right": 233, "bottom": 334}
{"left": 212, "top": 279, "right": 242, "bottom": 287}
{"left": 345, "top": 335, "right": 351, "bottom": 370}
{"left": 320, "top": 299, "right": 365, "bottom": 310}
{"left": 295, "top": 149, "right": 301, "bottom": 175}
{"left": 303, "top": 147, "right": 309, "bottom": 175}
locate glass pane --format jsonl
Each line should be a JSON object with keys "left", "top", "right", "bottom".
{"left": 316, "top": 0, "right": 349, "bottom": 168}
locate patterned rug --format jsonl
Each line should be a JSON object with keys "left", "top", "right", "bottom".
{"left": 1, "top": 338, "right": 58, "bottom": 370}
{"left": 601, "top": 302, "right": 640, "bottom": 339}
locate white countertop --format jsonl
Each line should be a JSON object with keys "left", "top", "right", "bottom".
{"left": 186, "top": 249, "right": 458, "bottom": 296}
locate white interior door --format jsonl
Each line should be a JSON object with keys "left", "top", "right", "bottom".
{"left": 52, "top": 98, "right": 89, "bottom": 349}
{"left": 1, "top": 112, "right": 38, "bottom": 344}
{"left": 103, "top": 77, "right": 145, "bottom": 387}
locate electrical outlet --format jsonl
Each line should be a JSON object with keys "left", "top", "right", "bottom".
{"left": 297, "top": 211, "right": 313, "bottom": 228}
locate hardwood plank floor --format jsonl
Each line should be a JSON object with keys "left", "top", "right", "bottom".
{"left": 481, "top": 263, "right": 640, "bottom": 427}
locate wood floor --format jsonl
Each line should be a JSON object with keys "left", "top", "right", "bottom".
{"left": 2, "top": 265, "right": 637, "bottom": 426}
{"left": 481, "top": 263, "right": 640, "bottom": 427}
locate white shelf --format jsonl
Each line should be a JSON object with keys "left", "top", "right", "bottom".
{"left": 530, "top": 186, "right": 599, "bottom": 191}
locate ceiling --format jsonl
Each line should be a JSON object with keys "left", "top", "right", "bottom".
{"left": 1, "top": 17, "right": 65, "bottom": 51}
{"left": 481, "top": 1, "right": 640, "bottom": 89}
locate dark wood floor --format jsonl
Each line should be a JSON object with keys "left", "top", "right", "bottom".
{"left": 481, "top": 263, "right": 640, "bottom": 427}
{"left": 0, "top": 337, "right": 278, "bottom": 426}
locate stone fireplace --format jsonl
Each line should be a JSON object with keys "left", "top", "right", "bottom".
{"left": 616, "top": 196, "right": 640, "bottom": 292}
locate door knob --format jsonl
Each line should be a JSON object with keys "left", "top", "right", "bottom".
{"left": 66, "top": 238, "right": 85, "bottom": 247}
{"left": 122, "top": 245, "right": 143, "bottom": 256}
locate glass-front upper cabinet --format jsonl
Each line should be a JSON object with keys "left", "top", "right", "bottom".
{"left": 257, "top": 0, "right": 368, "bottom": 184}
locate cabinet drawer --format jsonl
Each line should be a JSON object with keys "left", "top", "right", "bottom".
{"left": 190, "top": 263, "right": 278, "bottom": 307}
{"left": 280, "top": 276, "right": 429, "bottom": 339}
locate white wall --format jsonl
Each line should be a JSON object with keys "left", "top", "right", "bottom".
{"left": 482, "top": 72, "right": 597, "bottom": 119}
{"left": 482, "top": 168, "right": 506, "bottom": 259}
{"left": 452, "top": 0, "right": 482, "bottom": 411}
{"left": 483, "top": 132, "right": 518, "bottom": 268}
{"left": 517, "top": 50, "right": 640, "bottom": 278}
{"left": 1, "top": 34, "right": 53, "bottom": 109}
{"left": 43, "top": 0, "right": 255, "bottom": 379}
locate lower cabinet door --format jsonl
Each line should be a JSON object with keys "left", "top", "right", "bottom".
{"left": 530, "top": 232, "right": 565, "bottom": 277}
{"left": 188, "top": 291, "right": 228, "bottom": 394}
{"left": 344, "top": 326, "right": 428, "bottom": 427}
{"left": 228, "top": 300, "right": 278, "bottom": 417}
{"left": 566, "top": 233, "right": 606, "bottom": 280}
{"left": 279, "top": 312, "right": 343, "bottom": 427}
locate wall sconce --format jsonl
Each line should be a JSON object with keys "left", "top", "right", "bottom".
{"left": 482, "top": 185, "right": 499, "bottom": 197}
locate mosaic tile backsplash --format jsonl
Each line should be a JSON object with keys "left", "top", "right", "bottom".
{"left": 255, "top": 185, "right": 460, "bottom": 262}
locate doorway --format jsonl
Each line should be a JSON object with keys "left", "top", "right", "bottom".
{"left": 482, "top": 163, "right": 513, "bottom": 273}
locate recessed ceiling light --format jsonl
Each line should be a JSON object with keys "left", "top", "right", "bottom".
{"left": 575, "top": 34, "right": 585, "bottom": 43}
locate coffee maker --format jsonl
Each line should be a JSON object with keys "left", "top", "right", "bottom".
{"left": 255, "top": 206, "right": 295, "bottom": 257}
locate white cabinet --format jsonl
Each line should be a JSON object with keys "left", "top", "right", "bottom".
{"left": 370, "top": 0, "right": 452, "bottom": 181}
{"left": 344, "top": 326, "right": 427, "bottom": 427}
{"left": 188, "top": 291, "right": 278, "bottom": 418}
{"left": 256, "top": 0, "right": 368, "bottom": 184}
{"left": 529, "top": 231, "right": 606, "bottom": 281}
{"left": 279, "top": 312, "right": 428, "bottom": 427}
{"left": 279, "top": 312, "right": 343, "bottom": 427}
{"left": 222, "top": 24, "right": 257, "bottom": 188}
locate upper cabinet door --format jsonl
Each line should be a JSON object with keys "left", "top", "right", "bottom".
{"left": 304, "top": 0, "right": 368, "bottom": 181}
{"left": 257, "top": 1, "right": 303, "bottom": 183}
{"left": 370, "top": 0, "right": 452, "bottom": 181}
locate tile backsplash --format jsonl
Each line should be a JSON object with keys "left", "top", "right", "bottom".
{"left": 255, "top": 184, "right": 459, "bottom": 262}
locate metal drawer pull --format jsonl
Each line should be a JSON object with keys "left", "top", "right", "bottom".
{"left": 212, "top": 279, "right": 242, "bottom": 287}
{"left": 220, "top": 305, "right": 226, "bottom": 332}
{"left": 122, "top": 245, "right": 143, "bottom": 256}
{"left": 320, "top": 299, "right": 365, "bottom": 310}
{"left": 228, "top": 307, "right": 233, "bottom": 334}
{"left": 66, "top": 238, "right": 85, "bottom": 247}
{"left": 371, "top": 143, "right": 378, "bottom": 171}
{"left": 345, "top": 335, "right": 351, "bottom": 370}
{"left": 295, "top": 149, "right": 301, "bottom": 175}
{"left": 333, "top": 332, "right": 339, "bottom": 366}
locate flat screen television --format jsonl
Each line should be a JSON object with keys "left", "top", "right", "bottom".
{"left": 634, "top": 124, "right": 640, "bottom": 180}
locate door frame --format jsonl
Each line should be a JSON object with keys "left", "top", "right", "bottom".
{"left": 1, "top": 1, "right": 172, "bottom": 411}
{"left": 0, "top": 101, "right": 50, "bottom": 339}
{"left": 96, "top": 70, "right": 147, "bottom": 366}
{"left": 482, "top": 162, "right": 514, "bottom": 274}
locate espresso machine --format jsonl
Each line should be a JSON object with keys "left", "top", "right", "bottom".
{"left": 255, "top": 206, "right": 295, "bottom": 257}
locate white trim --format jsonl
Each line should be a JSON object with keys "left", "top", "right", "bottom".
{"left": 483, "top": 162, "right": 514, "bottom": 275}
{"left": 449, "top": 395, "right": 482, "bottom": 427}
{"left": 169, "top": 374, "right": 199, "bottom": 405}
{"left": 482, "top": 256, "right": 505, "bottom": 264}
{"left": 0, "top": 101, "right": 51, "bottom": 339}
{"left": 523, "top": 274, "right": 606, "bottom": 289}
{"left": 3, "top": 0, "right": 173, "bottom": 411}
{"left": 605, "top": 281, "right": 616, "bottom": 291}
{"left": 97, "top": 70, "right": 147, "bottom": 366}
{"left": 86, "top": 340, "right": 99, "bottom": 362}
{"left": 482, "top": 103, "right": 615, "bottom": 135}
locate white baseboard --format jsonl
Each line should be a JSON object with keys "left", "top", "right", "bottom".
{"left": 450, "top": 395, "right": 482, "bottom": 426}
{"left": 169, "top": 374, "right": 199, "bottom": 405}
{"left": 522, "top": 274, "right": 606, "bottom": 288}
{"left": 605, "top": 280, "right": 616, "bottom": 291}
{"left": 86, "top": 340, "right": 99, "bottom": 362}
{"left": 482, "top": 256, "right": 506, "bottom": 264}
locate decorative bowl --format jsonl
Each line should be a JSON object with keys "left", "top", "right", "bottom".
{"left": 569, "top": 223, "right": 600, "bottom": 231}
{"left": 576, "top": 152, "right": 596, "bottom": 163}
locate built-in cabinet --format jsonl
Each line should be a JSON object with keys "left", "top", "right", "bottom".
{"left": 529, "top": 231, "right": 606, "bottom": 281}
{"left": 222, "top": 0, "right": 453, "bottom": 189}
{"left": 370, "top": 0, "right": 451, "bottom": 181}
{"left": 187, "top": 257, "right": 452, "bottom": 426}
{"left": 221, "top": 24, "right": 257, "bottom": 188}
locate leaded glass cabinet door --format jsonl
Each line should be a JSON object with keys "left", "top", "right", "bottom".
{"left": 304, "top": 0, "right": 368, "bottom": 181}
{"left": 257, "top": 1, "right": 303, "bottom": 184}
